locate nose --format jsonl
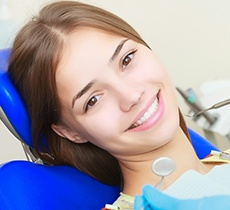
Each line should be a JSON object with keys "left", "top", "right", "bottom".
{"left": 115, "top": 81, "right": 144, "bottom": 112}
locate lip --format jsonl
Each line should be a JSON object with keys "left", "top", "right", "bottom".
{"left": 127, "top": 90, "right": 164, "bottom": 132}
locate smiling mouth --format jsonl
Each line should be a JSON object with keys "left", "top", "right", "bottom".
{"left": 128, "top": 93, "right": 159, "bottom": 130}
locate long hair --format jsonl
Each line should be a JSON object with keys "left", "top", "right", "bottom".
{"left": 8, "top": 1, "right": 189, "bottom": 187}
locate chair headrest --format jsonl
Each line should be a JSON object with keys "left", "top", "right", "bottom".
{"left": 0, "top": 48, "right": 33, "bottom": 147}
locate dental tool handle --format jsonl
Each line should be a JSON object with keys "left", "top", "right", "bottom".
{"left": 155, "top": 176, "right": 164, "bottom": 190}
{"left": 212, "top": 98, "right": 230, "bottom": 109}
{"left": 194, "top": 98, "right": 230, "bottom": 118}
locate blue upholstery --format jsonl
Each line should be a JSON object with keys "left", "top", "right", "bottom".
{"left": 189, "top": 128, "right": 219, "bottom": 159}
{"left": 0, "top": 58, "right": 32, "bottom": 147}
{"left": 0, "top": 161, "right": 120, "bottom": 210}
{"left": 0, "top": 48, "right": 219, "bottom": 209}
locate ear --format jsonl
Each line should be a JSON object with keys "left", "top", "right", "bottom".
{"left": 51, "top": 124, "right": 88, "bottom": 143}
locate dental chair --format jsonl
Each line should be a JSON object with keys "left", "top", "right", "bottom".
{"left": 0, "top": 48, "right": 219, "bottom": 209}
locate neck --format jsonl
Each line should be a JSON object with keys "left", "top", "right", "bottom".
{"left": 119, "top": 128, "right": 211, "bottom": 196}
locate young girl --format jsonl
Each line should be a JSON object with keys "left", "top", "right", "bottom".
{"left": 8, "top": 1, "right": 229, "bottom": 209}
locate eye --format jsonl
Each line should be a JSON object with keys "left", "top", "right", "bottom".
{"left": 122, "top": 50, "right": 137, "bottom": 70}
{"left": 85, "top": 95, "right": 101, "bottom": 112}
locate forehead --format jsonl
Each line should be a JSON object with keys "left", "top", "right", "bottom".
{"left": 57, "top": 27, "right": 123, "bottom": 73}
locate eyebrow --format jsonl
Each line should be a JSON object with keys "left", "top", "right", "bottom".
{"left": 71, "top": 39, "right": 129, "bottom": 108}
{"left": 72, "top": 80, "right": 96, "bottom": 108}
{"left": 110, "top": 39, "right": 129, "bottom": 62}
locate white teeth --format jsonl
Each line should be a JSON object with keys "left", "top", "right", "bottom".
{"left": 130, "top": 98, "right": 159, "bottom": 129}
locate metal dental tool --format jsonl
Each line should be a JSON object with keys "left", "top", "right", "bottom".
{"left": 176, "top": 87, "right": 230, "bottom": 125}
{"left": 152, "top": 157, "right": 176, "bottom": 190}
{"left": 188, "top": 98, "right": 230, "bottom": 119}
{"left": 176, "top": 87, "right": 217, "bottom": 125}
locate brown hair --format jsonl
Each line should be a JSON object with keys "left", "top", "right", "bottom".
{"left": 8, "top": 1, "right": 189, "bottom": 187}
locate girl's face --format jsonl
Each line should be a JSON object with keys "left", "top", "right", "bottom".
{"left": 53, "top": 28, "right": 179, "bottom": 160}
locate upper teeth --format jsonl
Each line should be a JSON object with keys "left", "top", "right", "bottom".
{"left": 131, "top": 98, "right": 159, "bottom": 129}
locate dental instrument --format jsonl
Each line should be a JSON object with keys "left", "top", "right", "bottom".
{"left": 211, "top": 150, "right": 230, "bottom": 161}
{"left": 152, "top": 157, "right": 176, "bottom": 190}
{"left": 188, "top": 98, "right": 230, "bottom": 119}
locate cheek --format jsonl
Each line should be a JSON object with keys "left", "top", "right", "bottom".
{"left": 144, "top": 55, "right": 177, "bottom": 98}
{"left": 80, "top": 109, "right": 120, "bottom": 146}
{"left": 137, "top": 52, "right": 168, "bottom": 80}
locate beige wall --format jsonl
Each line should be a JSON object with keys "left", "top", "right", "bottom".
{"left": 1, "top": 0, "right": 230, "bottom": 163}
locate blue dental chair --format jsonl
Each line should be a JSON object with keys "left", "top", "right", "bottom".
{"left": 0, "top": 48, "right": 219, "bottom": 209}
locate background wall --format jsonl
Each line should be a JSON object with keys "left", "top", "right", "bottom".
{"left": 1, "top": 0, "right": 230, "bottom": 163}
